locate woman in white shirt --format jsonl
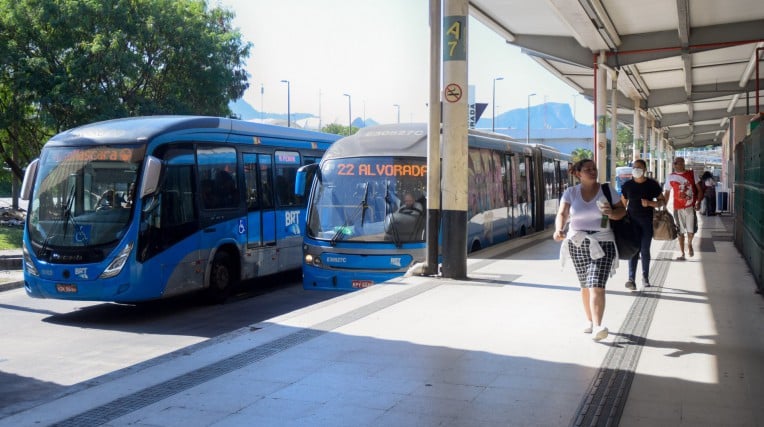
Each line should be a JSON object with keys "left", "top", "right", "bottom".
{"left": 553, "top": 159, "right": 626, "bottom": 341}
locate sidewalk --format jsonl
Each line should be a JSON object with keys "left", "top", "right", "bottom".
{"left": 1, "top": 214, "right": 762, "bottom": 426}
{"left": 0, "top": 249, "right": 23, "bottom": 292}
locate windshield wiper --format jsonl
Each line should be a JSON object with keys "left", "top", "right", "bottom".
{"left": 60, "top": 185, "right": 82, "bottom": 243}
{"left": 384, "top": 181, "right": 402, "bottom": 247}
{"left": 360, "top": 181, "right": 369, "bottom": 226}
{"left": 330, "top": 182, "right": 369, "bottom": 246}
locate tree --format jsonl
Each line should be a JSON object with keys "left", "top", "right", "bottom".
{"left": 0, "top": 0, "right": 251, "bottom": 180}
{"left": 571, "top": 148, "right": 593, "bottom": 162}
{"left": 321, "top": 123, "right": 356, "bottom": 136}
{"left": 616, "top": 124, "right": 634, "bottom": 166}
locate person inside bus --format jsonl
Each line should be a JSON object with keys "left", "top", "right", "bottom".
{"left": 398, "top": 192, "right": 423, "bottom": 215}
{"left": 214, "top": 170, "right": 237, "bottom": 208}
{"left": 96, "top": 189, "right": 116, "bottom": 210}
{"left": 620, "top": 159, "right": 665, "bottom": 291}
{"left": 121, "top": 183, "right": 136, "bottom": 208}
{"left": 553, "top": 159, "right": 626, "bottom": 342}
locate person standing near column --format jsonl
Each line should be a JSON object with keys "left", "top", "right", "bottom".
{"left": 620, "top": 159, "right": 665, "bottom": 290}
{"left": 663, "top": 157, "right": 700, "bottom": 260}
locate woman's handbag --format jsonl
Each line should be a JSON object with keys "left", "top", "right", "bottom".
{"left": 602, "top": 183, "right": 640, "bottom": 260}
{"left": 653, "top": 207, "right": 679, "bottom": 240}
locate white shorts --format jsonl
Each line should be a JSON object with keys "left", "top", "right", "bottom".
{"left": 673, "top": 207, "right": 697, "bottom": 235}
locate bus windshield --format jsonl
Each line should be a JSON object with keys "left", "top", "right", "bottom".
{"left": 615, "top": 166, "right": 632, "bottom": 195}
{"left": 307, "top": 157, "right": 427, "bottom": 244}
{"left": 28, "top": 145, "right": 145, "bottom": 250}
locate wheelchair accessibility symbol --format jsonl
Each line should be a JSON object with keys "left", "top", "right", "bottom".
{"left": 238, "top": 219, "right": 246, "bottom": 234}
{"left": 73, "top": 225, "right": 91, "bottom": 244}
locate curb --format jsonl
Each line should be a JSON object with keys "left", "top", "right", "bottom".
{"left": 0, "top": 280, "right": 24, "bottom": 292}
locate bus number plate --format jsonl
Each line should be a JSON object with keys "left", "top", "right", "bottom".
{"left": 351, "top": 280, "right": 373, "bottom": 289}
{"left": 56, "top": 284, "right": 78, "bottom": 293}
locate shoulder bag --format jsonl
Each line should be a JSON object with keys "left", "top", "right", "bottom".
{"left": 653, "top": 207, "right": 678, "bottom": 240}
{"left": 602, "top": 183, "right": 640, "bottom": 260}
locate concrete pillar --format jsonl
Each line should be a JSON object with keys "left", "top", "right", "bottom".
{"left": 632, "top": 100, "right": 640, "bottom": 164}
{"left": 424, "top": 0, "right": 441, "bottom": 276}
{"left": 596, "top": 52, "right": 607, "bottom": 183}
{"left": 610, "top": 69, "right": 618, "bottom": 185}
{"left": 440, "top": 0, "right": 468, "bottom": 279}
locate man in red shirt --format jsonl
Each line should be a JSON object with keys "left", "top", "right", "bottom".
{"left": 663, "top": 157, "right": 701, "bottom": 260}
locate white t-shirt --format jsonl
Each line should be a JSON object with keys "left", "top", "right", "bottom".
{"left": 561, "top": 184, "right": 609, "bottom": 232}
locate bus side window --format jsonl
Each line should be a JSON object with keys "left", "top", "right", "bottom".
{"left": 243, "top": 153, "right": 260, "bottom": 211}
{"left": 259, "top": 154, "right": 274, "bottom": 209}
{"left": 200, "top": 179, "right": 215, "bottom": 209}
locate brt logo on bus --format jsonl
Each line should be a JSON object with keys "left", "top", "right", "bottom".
{"left": 285, "top": 210, "right": 301, "bottom": 235}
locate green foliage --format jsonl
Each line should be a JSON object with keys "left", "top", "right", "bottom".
{"left": 321, "top": 123, "right": 357, "bottom": 136}
{"left": 616, "top": 125, "right": 634, "bottom": 166}
{"left": 0, "top": 227, "right": 23, "bottom": 250}
{"left": 571, "top": 148, "right": 593, "bottom": 162}
{"left": 0, "top": 0, "right": 252, "bottom": 179}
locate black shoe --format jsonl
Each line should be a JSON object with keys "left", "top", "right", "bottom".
{"left": 625, "top": 280, "right": 636, "bottom": 290}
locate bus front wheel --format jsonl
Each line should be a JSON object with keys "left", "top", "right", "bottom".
{"left": 206, "top": 251, "right": 237, "bottom": 304}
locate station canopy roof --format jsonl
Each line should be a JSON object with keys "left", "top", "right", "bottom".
{"left": 470, "top": 0, "right": 764, "bottom": 148}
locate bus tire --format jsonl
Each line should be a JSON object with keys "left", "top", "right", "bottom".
{"left": 206, "top": 251, "right": 237, "bottom": 304}
{"left": 470, "top": 240, "right": 481, "bottom": 253}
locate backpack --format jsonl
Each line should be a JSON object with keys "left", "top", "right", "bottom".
{"left": 602, "top": 183, "right": 640, "bottom": 260}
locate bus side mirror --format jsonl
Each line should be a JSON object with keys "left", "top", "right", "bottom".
{"left": 20, "top": 158, "right": 39, "bottom": 201}
{"left": 295, "top": 163, "right": 319, "bottom": 197}
{"left": 139, "top": 156, "right": 162, "bottom": 199}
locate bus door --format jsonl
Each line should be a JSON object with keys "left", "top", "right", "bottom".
{"left": 505, "top": 153, "right": 518, "bottom": 236}
{"left": 524, "top": 155, "right": 536, "bottom": 231}
{"left": 146, "top": 144, "right": 203, "bottom": 296}
{"left": 243, "top": 153, "right": 278, "bottom": 276}
{"left": 273, "top": 150, "right": 303, "bottom": 272}
{"left": 197, "top": 145, "right": 241, "bottom": 265}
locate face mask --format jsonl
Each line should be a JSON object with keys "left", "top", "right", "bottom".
{"left": 632, "top": 168, "right": 645, "bottom": 178}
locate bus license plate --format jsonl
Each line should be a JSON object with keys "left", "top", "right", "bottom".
{"left": 56, "top": 284, "right": 78, "bottom": 293}
{"left": 351, "top": 280, "right": 373, "bottom": 289}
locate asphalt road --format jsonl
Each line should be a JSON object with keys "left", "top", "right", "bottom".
{"left": 0, "top": 272, "right": 339, "bottom": 418}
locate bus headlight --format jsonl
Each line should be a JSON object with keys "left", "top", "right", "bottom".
{"left": 304, "top": 254, "right": 321, "bottom": 266}
{"left": 100, "top": 242, "right": 133, "bottom": 279}
{"left": 22, "top": 243, "right": 39, "bottom": 277}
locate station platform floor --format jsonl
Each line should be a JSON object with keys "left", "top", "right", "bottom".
{"left": 2, "top": 214, "right": 762, "bottom": 426}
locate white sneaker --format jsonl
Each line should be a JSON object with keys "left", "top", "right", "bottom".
{"left": 583, "top": 322, "right": 593, "bottom": 334}
{"left": 592, "top": 326, "right": 609, "bottom": 341}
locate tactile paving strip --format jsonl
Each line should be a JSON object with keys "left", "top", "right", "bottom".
{"left": 53, "top": 283, "right": 439, "bottom": 427}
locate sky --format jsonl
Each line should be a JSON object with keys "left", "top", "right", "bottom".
{"left": 217, "top": 0, "right": 594, "bottom": 127}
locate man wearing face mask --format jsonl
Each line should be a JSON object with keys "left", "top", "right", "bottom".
{"left": 620, "top": 159, "right": 666, "bottom": 291}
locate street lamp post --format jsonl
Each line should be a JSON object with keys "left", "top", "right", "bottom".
{"left": 527, "top": 93, "right": 536, "bottom": 144}
{"left": 492, "top": 77, "right": 504, "bottom": 132}
{"left": 280, "top": 80, "right": 291, "bottom": 127}
{"left": 393, "top": 104, "right": 400, "bottom": 124}
{"left": 343, "top": 93, "right": 352, "bottom": 135}
{"left": 572, "top": 93, "right": 578, "bottom": 128}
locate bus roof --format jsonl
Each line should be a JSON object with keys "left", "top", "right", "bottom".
{"left": 46, "top": 116, "right": 340, "bottom": 147}
{"left": 323, "top": 123, "right": 536, "bottom": 161}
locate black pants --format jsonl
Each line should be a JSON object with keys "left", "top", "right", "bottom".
{"left": 704, "top": 192, "right": 716, "bottom": 216}
{"left": 628, "top": 215, "right": 653, "bottom": 281}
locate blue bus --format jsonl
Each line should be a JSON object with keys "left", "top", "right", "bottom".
{"left": 20, "top": 116, "right": 340, "bottom": 302}
{"left": 296, "top": 123, "right": 571, "bottom": 291}
{"left": 615, "top": 166, "right": 633, "bottom": 195}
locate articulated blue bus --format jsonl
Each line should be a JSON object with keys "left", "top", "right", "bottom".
{"left": 296, "top": 123, "right": 571, "bottom": 291}
{"left": 20, "top": 116, "right": 340, "bottom": 302}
